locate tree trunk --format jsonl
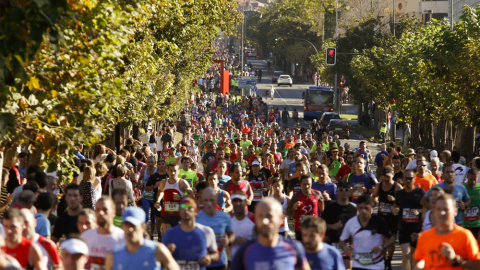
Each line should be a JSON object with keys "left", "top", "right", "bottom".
{"left": 436, "top": 120, "right": 447, "bottom": 150}
{"left": 411, "top": 115, "right": 422, "bottom": 148}
{"left": 423, "top": 120, "right": 434, "bottom": 150}
{"left": 28, "top": 146, "right": 43, "bottom": 168}
{"left": 458, "top": 126, "right": 475, "bottom": 161}
{"left": 133, "top": 125, "right": 140, "bottom": 140}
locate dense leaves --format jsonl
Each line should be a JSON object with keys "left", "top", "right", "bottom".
{"left": 0, "top": 0, "right": 241, "bottom": 181}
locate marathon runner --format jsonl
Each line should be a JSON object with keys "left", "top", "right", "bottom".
{"left": 221, "top": 163, "right": 253, "bottom": 208}
{"left": 246, "top": 160, "right": 269, "bottom": 211}
{"left": 346, "top": 157, "right": 377, "bottom": 203}
{"left": 147, "top": 159, "right": 169, "bottom": 239}
{"left": 463, "top": 168, "right": 480, "bottom": 240}
{"left": 77, "top": 208, "right": 97, "bottom": 234}
{"left": 271, "top": 177, "right": 290, "bottom": 237}
{"left": 60, "top": 238, "right": 89, "bottom": 270}
{"left": 206, "top": 172, "right": 233, "bottom": 212}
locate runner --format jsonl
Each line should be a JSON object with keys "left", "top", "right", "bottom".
{"left": 155, "top": 163, "right": 194, "bottom": 234}
{"left": 463, "top": 168, "right": 480, "bottom": 241}
{"left": 301, "top": 217, "right": 345, "bottom": 270}
{"left": 413, "top": 194, "right": 480, "bottom": 269}
{"left": 413, "top": 156, "right": 438, "bottom": 192}
{"left": 112, "top": 189, "right": 128, "bottom": 228}
{"left": 2, "top": 209, "right": 46, "bottom": 270}
{"left": 82, "top": 197, "right": 125, "bottom": 270}
{"left": 321, "top": 181, "right": 357, "bottom": 270}
{"left": 372, "top": 166, "right": 403, "bottom": 270}
{"left": 231, "top": 197, "right": 309, "bottom": 270}
{"left": 52, "top": 183, "right": 83, "bottom": 242}
{"left": 346, "top": 157, "right": 377, "bottom": 203}
{"left": 337, "top": 151, "right": 355, "bottom": 182}
{"left": 206, "top": 172, "right": 233, "bottom": 212}
{"left": 392, "top": 169, "right": 425, "bottom": 270}
{"left": 312, "top": 164, "right": 337, "bottom": 203}
{"left": 162, "top": 197, "right": 219, "bottom": 270}
{"left": 60, "top": 238, "right": 90, "bottom": 270}
{"left": 246, "top": 160, "right": 269, "bottom": 212}
{"left": 197, "top": 187, "right": 235, "bottom": 270}
{"left": 147, "top": 159, "right": 169, "bottom": 239}
{"left": 105, "top": 207, "right": 179, "bottom": 270}
{"left": 286, "top": 175, "right": 324, "bottom": 241}
{"left": 221, "top": 163, "right": 253, "bottom": 208}
{"left": 339, "top": 195, "right": 395, "bottom": 270}
{"left": 271, "top": 177, "right": 290, "bottom": 237}
{"left": 353, "top": 141, "right": 372, "bottom": 172}
{"left": 287, "top": 162, "right": 310, "bottom": 197}
{"left": 138, "top": 156, "right": 158, "bottom": 238}
{"left": 77, "top": 209, "right": 98, "bottom": 233}
{"left": 326, "top": 147, "right": 343, "bottom": 180}
{"left": 20, "top": 209, "right": 61, "bottom": 270}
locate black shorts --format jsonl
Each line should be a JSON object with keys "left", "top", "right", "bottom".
{"left": 382, "top": 215, "right": 399, "bottom": 236}
{"left": 398, "top": 228, "right": 421, "bottom": 245}
{"left": 466, "top": 227, "right": 480, "bottom": 239}
{"left": 161, "top": 215, "right": 180, "bottom": 227}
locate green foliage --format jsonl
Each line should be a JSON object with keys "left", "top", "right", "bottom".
{"left": 0, "top": 0, "right": 241, "bottom": 182}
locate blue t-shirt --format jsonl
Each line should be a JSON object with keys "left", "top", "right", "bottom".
{"left": 374, "top": 151, "right": 388, "bottom": 167}
{"left": 425, "top": 183, "right": 469, "bottom": 225}
{"left": 34, "top": 213, "right": 51, "bottom": 237}
{"left": 231, "top": 236, "right": 308, "bottom": 270}
{"left": 112, "top": 239, "right": 160, "bottom": 270}
{"left": 163, "top": 224, "right": 216, "bottom": 270}
{"left": 347, "top": 173, "right": 377, "bottom": 203}
{"left": 306, "top": 243, "right": 346, "bottom": 270}
{"left": 196, "top": 210, "right": 233, "bottom": 267}
{"left": 218, "top": 175, "right": 232, "bottom": 187}
{"left": 312, "top": 182, "right": 338, "bottom": 200}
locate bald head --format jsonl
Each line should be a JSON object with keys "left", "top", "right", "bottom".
{"left": 255, "top": 197, "right": 283, "bottom": 217}
{"left": 20, "top": 209, "right": 36, "bottom": 239}
{"left": 255, "top": 198, "right": 284, "bottom": 239}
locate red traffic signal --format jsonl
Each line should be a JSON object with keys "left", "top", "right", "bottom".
{"left": 326, "top": 48, "right": 336, "bottom": 65}
{"left": 339, "top": 81, "right": 344, "bottom": 86}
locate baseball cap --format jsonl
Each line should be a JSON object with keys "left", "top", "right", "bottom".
{"left": 280, "top": 140, "right": 286, "bottom": 144}
{"left": 60, "top": 239, "right": 89, "bottom": 256}
{"left": 231, "top": 192, "right": 247, "bottom": 200}
{"left": 122, "top": 206, "right": 146, "bottom": 226}
{"left": 181, "top": 146, "right": 187, "bottom": 151}
{"left": 430, "top": 150, "right": 438, "bottom": 160}
{"left": 296, "top": 139, "right": 303, "bottom": 144}
{"left": 252, "top": 160, "right": 261, "bottom": 166}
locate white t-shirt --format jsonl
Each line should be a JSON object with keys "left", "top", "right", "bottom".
{"left": 280, "top": 158, "right": 295, "bottom": 179}
{"left": 452, "top": 163, "right": 468, "bottom": 185}
{"left": 405, "top": 159, "right": 417, "bottom": 170}
{"left": 82, "top": 227, "right": 125, "bottom": 270}
{"left": 229, "top": 215, "right": 255, "bottom": 260}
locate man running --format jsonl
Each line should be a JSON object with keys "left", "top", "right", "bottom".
{"left": 286, "top": 175, "right": 324, "bottom": 241}
{"left": 301, "top": 217, "right": 345, "bottom": 270}
{"left": 155, "top": 163, "right": 194, "bottom": 234}
{"left": 231, "top": 198, "right": 310, "bottom": 270}
{"left": 163, "top": 197, "right": 219, "bottom": 270}
{"left": 463, "top": 168, "right": 480, "bottom": 241}
{"left": 413, "top": 194, "right": 480, "bottom": 269}
{"left": 346, "top": 157, "right": 377, "bottom": 203}
{"left": 229, "top": 192, "right": 255, "bottom": 264}
{"left": 197, "top": 187, "right": 235, "bottom": 270}
{"left": 246, "top": 160, "right": 269, "bottom": 212}
{"left": 339, "top": 195, "right": 395, "bottom": 270}
{"left": 393, "top": 169, "right": 425, "bottom": 270}
{"left": 60, "top": 238, "right": 90, "bottom": 270}
{"left": 221, "top": 164, "right": 253, "bottom": 207}
{"left": 105, "top": 207, "right": 179, "bottom": 270}
{"left": 82, "top": 197, "right": 125, "bottom": 270}
{"left": 2, "top": 209, "right": 46, "bottom": 270}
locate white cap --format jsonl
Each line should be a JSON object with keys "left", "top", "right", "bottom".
{"left": 231, "top": 193, "right": 247, "bottom": 200}
{"left": 430, "top": 150, "right": 438, "bottom": 160}
{"left": 252, "top": 160, "right": 261, "bottom": 166}
{"left": 296, "top": 139, "right": 303, "bottom": 144}
{"left": 60, "top": 239, "right": 89, "bottom": 256}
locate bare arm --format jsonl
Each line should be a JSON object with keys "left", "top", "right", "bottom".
{"left": 29, "top": 243, "right": 47, "bottom": 270}
{"left": 180, "top": 180, "right": 194, "bottom": 198}
{"left": 105, "top": 252, "right": 114, "bottom": 270}
{"left": 223, "top": 191, "right": 233, "bottom": 213}
{"left": 156, "top": 243, "right": 180, "bottom": 270}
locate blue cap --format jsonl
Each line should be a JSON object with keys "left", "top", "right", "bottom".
{"left": 280, "top": 140, "right": 286, "bottom": 144}
{"left": 122, "top": 206, "right": 146, "bottom": 226}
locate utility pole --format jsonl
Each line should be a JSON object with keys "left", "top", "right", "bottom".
{"left": 392, "top": 0, "right": 395, "bottom": 36}
{"left": 335, "top": 0, "right": 338, "bottom": 39}
{"left": 240, "top": 2, "right": 245, "bottom": 96}
{"left": 450, "top": 0, "right": 454, "bottom": 30}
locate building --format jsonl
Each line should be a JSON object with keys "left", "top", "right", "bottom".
{"left": 453, "top": 0, "right": 480, "bottom": 21}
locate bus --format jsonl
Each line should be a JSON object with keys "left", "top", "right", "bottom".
{"left": 303, "top": 86, "right": 335, "bottom": 119}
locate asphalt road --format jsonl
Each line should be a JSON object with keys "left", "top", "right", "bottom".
{"left": 245, "top": 58, "right": 405, "bottom": 270}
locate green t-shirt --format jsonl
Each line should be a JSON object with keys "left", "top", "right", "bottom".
{"left": 193, "top": 134, "right": 202, "bottom": 140}
{"left": 179, "top": 169, "right": 199, "bottom": 187}
{"left": 278, "top": 148, "right": 288, "bottom": 159}
{"left": 165, "top": 156, "right": 177, "bottom": 165}
{"left": 239, "top": 140, "right": 252, "bottom": 155}
{"left": 114, "top": 215, "right": 122, "bottom": 228}
{"left": 463, "top": 183, "right": 480, "bottom": 227}
{"left": 328, "top": 159, "right": 342, "bottom": 177}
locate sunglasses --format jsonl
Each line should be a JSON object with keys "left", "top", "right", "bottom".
{"left": 417, "top": 164, "right": 427, "bottom": 167}
{"left": 180, "top": 204, "right": 195, "bottom": 210}
{"left": 404, "top": 177, "right": 414, "bottom": 181}
{"left": 338, "top": 188, "right": 350, "bottom": 192}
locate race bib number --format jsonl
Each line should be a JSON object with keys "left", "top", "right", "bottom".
{"left": 402, "top": 208, "right": 420, "bottom": 223}
{"left": 215, "top": 234, "right": 224, "bottom": 253}
{"left": 465, "top": 206, "right": 479, "bottom": 221}
{"left": 164, "top": 201, "right": 179, "bottom": 213}
{"left": 354, "top": 252, "right": 375, "bottom": 265}
{"left": 299, "top": 214, "right": 315, "bottom": 224}
{"left": 253, "top": 187, "right": 263, "bottom": 200}
{"left": 177, "top": 260, "right": 200, "bottom": 270}
{"left": 378, "top": 202, "right": 393, "bottom": 214}
{"left": 352, "top": 183, "right": 365, "bottom": 200}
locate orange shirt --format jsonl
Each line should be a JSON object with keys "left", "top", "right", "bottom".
{"left": 414, "top": 173, "right": 438, "bottom": 192}
{"left": 413, "top": 224, "right": 480, "bottom": 269}
{"left": 285, "top": 142, "right": 295, "bottom": 149}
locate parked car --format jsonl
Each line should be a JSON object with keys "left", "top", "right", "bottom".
{"left": 272, "top": 71, "right": 284, "bottom": 83}
{"left": 327, "top": 119, "right": 350, "bottom": 139}
{"left": 277, "top": 75, "right": 293, "bottom": 87}
{"left": 319, "top": 112, "right": 340, "bottom": 125}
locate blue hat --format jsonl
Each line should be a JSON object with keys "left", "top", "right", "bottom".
{"left": 122, "top": 206, "right": 146, "bottom": 226}
{"left": 280, "top": 140, "right": 286, "bottom": 144}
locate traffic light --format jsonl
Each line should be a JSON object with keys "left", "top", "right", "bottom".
{"left": 326, "top": 47, "right": 336, "bottom": 65}
{"left": 339, "top": 81, "right": 343, "bottom": 86}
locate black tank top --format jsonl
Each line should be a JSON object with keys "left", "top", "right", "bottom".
{"left": 378, "top": 182, "right": 396, "bottom": 216}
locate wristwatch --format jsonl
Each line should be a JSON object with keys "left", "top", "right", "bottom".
{"left": 451, "top": 255, "right": 462, "bottom": 266}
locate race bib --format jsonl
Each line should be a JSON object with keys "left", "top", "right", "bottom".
{"left": 253, "top": 187, "right": 263, "bottom": 200}
{"left": 142, "top": 190, "right": 155, "bottom": 200}
{"left": 177, "top": 260, "right": 200, "bottom": 270}
{"left": 465, "top": 206, "right": 479, "bottom": 221}
{"left": 378, "top": 202, "right": 393, "bottom": 214}
{"left": 215, "top": 234, "right": 224, "bottom": 253}
{"left": 402, "top": 208, "right": 420, "bottom": 223}
{"left": 354, "top": 252, "right": 375, "bottom": 265}
{"left": 164, "top": 201, "right": 180, "bottom": 213}
{"left": 352, "top": 183, "right": 365, "bottom": 200}
{"left": 299, "top": 214, "right": 315, "bottom": 224}
{"left": 332, "top": 242, "right": 350, "bottom": 257}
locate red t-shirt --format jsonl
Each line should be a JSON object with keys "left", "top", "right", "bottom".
{"left": 37, "top": 235, "right": 61, "bottom": 266}
{"left": 288, "top": 190, "right": 323, "bottom": 231}
{"left": 336, "top": 165, "right": 352, "bottom": 182}
{"left": 3, "top": 236, "right": 32, "bottom": 268}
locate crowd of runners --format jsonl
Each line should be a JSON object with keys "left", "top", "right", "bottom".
{"left": 3, "top": 79, "right": 480, "bottom": 270}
